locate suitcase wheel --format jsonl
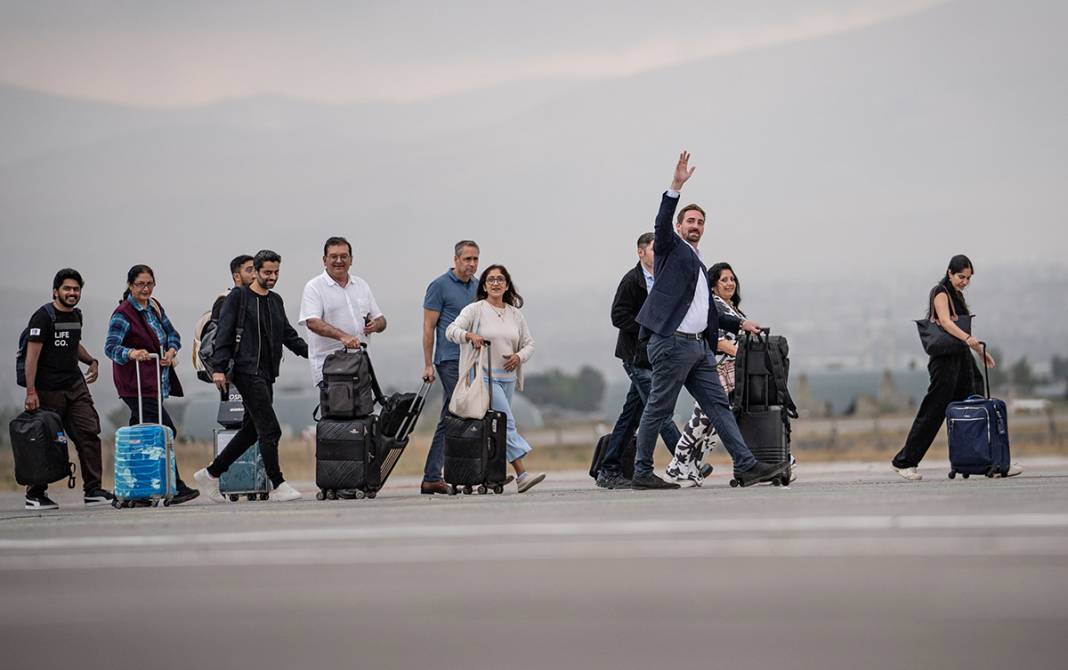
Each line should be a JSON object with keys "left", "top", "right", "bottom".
{"left": 161, "top": 498, "right": 171, "bottom": 507}
{"left": 246, "top": 494, "right": 255, "bottom": 501}
{"left": 229, "top": 494, "right": 239, "bottom": 502}
{"left": 962, "top": 473, "right": 970, "bottom": 479}
{"left": 494, "top": 485, "right": 504, "bottom": 494}
{"left": 477, "top": 485, "right": 488, "bottom": 495}
{"left": 366, "top": 491, "right": 376, "bottom": 500}
{"left": 948, "top": 470, "right": 956, "bottom": 480}
{"left": 985, "top": 467, "right": 995, "bottom": 478}
{"left": 729, "top": 479, "right": 740, "bottom": 488}
{"left": 316, "top": 490, "right": 326, "bottom": 501}
{"left": 779, "top": 475, "right": 791, "bottom": 487}
{"left": 259, "top": 492, "right": 269, "bottom": 501}
{"left": 327, "top": 489, "right": 338, "bottom": 500}
{"left": 463, "top": 485, "right": 472, "bottom": 495}
{"left": 354, "top": 490, "right": 366, "bottom": 500}
{"left": 448, "top": 485, "right": 458, "bottom": 496}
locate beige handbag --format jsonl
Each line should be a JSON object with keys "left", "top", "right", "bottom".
{"left": 448, "top": 307, "right": 491, "bottom": 419}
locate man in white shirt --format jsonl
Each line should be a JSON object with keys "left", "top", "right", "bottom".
{"left": 298, "top": 236, "right": 387, "bottom": 385}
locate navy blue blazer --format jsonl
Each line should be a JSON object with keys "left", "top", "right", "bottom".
{"left": 636, "top": 192, "right": 742, "bottom": 341}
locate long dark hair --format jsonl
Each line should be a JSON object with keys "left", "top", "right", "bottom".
{"left": 122, "top": 264, "right": 155, "bottom": 302}
{"left": 477, "top": 264, "right": 524, "bottom": 308}
{"left": 927, "top": 254, "right": 973, "bottom": 318}
{"left": 709, "top": 262, "right": 745, "bottom": 316}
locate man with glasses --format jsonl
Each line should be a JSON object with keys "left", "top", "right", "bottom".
{"left": 298, "top": 236, "right": 387, "bottom": 386}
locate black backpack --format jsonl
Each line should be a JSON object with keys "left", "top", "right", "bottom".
{"left": 8, "top": 409, "right": 76, "bottom": 488}
{"left": 733, "top": 330, "right": 799, "bottom": 418}
{"left": 314, "top": 347, "right": 383, "bottom": 421}
{"left": 194, "top": 289, "right": 247, "bottom": 383}
{"left": 15, "top": 304, "right": 57, "bottom": 388}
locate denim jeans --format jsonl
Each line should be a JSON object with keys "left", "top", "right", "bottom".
{"left": 424, "top": 360, "right": 459, "bottom": 482}
{"left": 600, "top": 362, "right": 681, "bottom": 474}
{"left": 488, "top": 378, "right": 533, "bottom": 463}
{"left": 634, "top": 333, "right": 757, "bottom": 478}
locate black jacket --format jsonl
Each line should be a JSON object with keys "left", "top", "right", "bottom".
{"left": 636, "top": 193, "right": 741, "bottom": 340}
{"left": 211, "top": 286, "right": 308, "bottom": 381}
{"left": 611, "top": 263, "right": 653, "bottom": 369}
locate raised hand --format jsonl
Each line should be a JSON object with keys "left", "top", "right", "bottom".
{"left": 670, "top": 151, "right": 696, "bottom": 191}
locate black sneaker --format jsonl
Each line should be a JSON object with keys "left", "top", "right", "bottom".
{"left": 25, "top": 493, "right": 59, "bottom": 511}
{"left": 169, "top": 487, "right": 200, "bottom": 506}
{"left": 631, "top": 473, "right": 681, "bottom": 490}
{"left": 84, "top": 488, "right": 115, "bottom": 508}
{"left": 596, "top": 470, "right": 633, "bottom": 489}
{"left": 733, "top": 460, "right": 790, "bottom": 487}
{"left": 699, "top": 463, "right": 714, "bottom": 479}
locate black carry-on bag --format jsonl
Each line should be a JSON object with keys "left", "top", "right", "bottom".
{"left": 373, "top": 381, "right": 432, "bottom": 489}
{"left": 315, "top": 415, "right": 378, "bottom": 500}
{"left": 589, "top": 432, "right": 636, "bottom": 480}
{"left": 8, "top": 409, "right": 76, "bottom": 489}
{"left": 315, "top": 346, "right": 377, "bottom": 420}
{"left": 443, "top": 343, "right": 509, "bottom": 495}
{"left": 730, "top": 331, "right": 793, "bottom": 488}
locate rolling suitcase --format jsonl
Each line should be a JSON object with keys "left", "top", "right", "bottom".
{"left": 215, "top": 429, "right": 269, "bottom": 501}
{"left": 947, "top": 343, "right": 1011, "bottom": 479}
{"left": 8, "top": 409, "right": 76, "bottom": 489}
{"left": 373, "top": 381, "right": 431, "bottom": 489}
{"left": 315, "top": 416, "right": 378, "bottom": 500}
{"left": 588, "top": 432, "right": 636, "bottom": 480}
{"left": 114, "top": 354, "right": 178, "bottom": 506}
{"left": 442, "top": 348, "right": 510, "bottom": 495}
{"left": 730, "top": 338, "right": 793, "bottom": 488}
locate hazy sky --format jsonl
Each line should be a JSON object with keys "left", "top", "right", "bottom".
{"left": 0, "top": 0, "right": 945, "bottom": 105}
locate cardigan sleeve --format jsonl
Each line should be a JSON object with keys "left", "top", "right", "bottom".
{"left": 514, "top": 309, "right": 535, "bottom": 363}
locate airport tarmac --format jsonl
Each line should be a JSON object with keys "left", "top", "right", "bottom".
{"left": 2, "top": 458, "right": 1066, "bottom": 669}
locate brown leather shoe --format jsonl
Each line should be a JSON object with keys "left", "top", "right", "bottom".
{"left": 420, "top": 480, "right": 449, "bottom": 495}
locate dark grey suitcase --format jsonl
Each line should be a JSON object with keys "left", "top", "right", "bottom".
{"left": 443, "top": 409, "right": 509, "bottom": 495}
{"left": 733, "top": 405, "right": 792, "bottom": 487}
{"left": 315, "top": 416, "right": 379, "bottom": 500}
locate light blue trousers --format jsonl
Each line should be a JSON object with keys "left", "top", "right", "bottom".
{"left": 487, "top": 377, "right": 532, "bottom": 463}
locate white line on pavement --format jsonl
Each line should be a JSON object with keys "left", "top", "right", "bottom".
{"left": 2, "top": 513, "right": 1067, "bottom": 551}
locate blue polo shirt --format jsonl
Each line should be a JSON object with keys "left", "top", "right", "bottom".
{"left": 423, "top": 269, "right": 477, "bottom": 364}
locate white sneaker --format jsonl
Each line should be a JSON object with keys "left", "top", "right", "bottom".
{"left": 270, "top": 481, "right": 303, "bottom": 502}
{"left": 893, "top": 466, "right": 923, "bottom": 481}
{"left": 194, "top": 468, "right": 228, "bottom": 503}
{"left": 517, "top": 473, "right": 546, "bottom": 493}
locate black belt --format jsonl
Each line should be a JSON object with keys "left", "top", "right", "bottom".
{"left": 674, "top": 331, "right": 703, "bottom": 340}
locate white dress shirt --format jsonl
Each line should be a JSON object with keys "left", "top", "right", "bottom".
{"left": 298, "top": 270, "right": 383, "bottom": 384}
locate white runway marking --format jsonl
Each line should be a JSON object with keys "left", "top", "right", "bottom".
{"left": 1, "top": 535, "right": 1067, "bottom": 571}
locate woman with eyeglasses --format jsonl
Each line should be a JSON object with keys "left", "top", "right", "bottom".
{"left": 446, "top": 264, "right": 546, "bottom": 493}
{"left": 104, "top": 264, "right": 199, "bottom": 506}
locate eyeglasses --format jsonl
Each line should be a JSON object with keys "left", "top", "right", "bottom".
{"left": 327, "top": 255, "right": 351, "bottom": 262}
{"left": 132, "top": 281, "right": 155, "bottom": 289}
{"left": 485, "top": 277, "right": 507, "bottom": 285}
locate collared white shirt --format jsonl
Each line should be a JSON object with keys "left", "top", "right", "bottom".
{"left": 298, "top": 270, "right": 383, "bottom": 384}
{"left": 676, "top": 237, "right": 710, "bottom": 334}
{"left": 641, "top": 264, "right": 655, "bottom": 293}
{"left": 665, "top": 189, "right": 710, "bottom": 334}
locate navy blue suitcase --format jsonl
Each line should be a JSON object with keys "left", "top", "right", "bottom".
{"left": 946, "top": 343, "right": 1011, "bottom": 479}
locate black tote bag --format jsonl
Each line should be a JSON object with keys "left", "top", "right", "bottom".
{"left": 915, "top": 290, "right": 971, "bottom": 357}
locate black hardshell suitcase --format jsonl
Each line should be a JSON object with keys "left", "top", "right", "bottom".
{"left": 733, "top": 405, "right": 792, "bottom": 487}
{"left": 315, "top": 416, "right": 379, "bottom": 499}
{"left": 8, "top": 409, "right": 76, "bottom": 488}
{"left": 589, "top": 432, "right": 636, "bottom": 480}
{"left": 443, "top": 409, "right": 509, "bottom": 494}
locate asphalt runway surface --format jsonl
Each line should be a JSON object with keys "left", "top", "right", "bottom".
{"left": 2, "top": 458, "right": 1067, "bottom": 670}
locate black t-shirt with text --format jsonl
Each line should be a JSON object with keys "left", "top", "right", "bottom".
{"left": 25, "top": 305, "right": 84, "bottom": 391}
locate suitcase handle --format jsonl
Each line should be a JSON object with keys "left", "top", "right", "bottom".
{"left": 134, "top": 352, "right": 164, "bottom": 427}
{"left": 979, "top": 341, "right": 991, "bottom": 399}
{"left": 392, "top": 381, "right": 432, "bottom": 440}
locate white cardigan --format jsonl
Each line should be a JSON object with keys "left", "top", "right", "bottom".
{"left": 446, "top": 300, "right": 535, "bottom": 390}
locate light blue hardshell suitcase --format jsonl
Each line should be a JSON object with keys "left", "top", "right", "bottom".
{"left": 114, "top": 355, "right": 177, "bottom": 505}
{"left": 215, "top": 429, "right": 269, "bottom": 501}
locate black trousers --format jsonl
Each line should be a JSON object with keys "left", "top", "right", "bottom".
{"left": 207, "top": 371, "right": 285, "bottom": 488}
{"left": 29, "top": 380, "right": 104, "bottom": 496}
{"left": 892, "top": 353, "right": 982, "bottom": 468}
{"left": 121, "top": 397, "right": 189, "bottom": 490}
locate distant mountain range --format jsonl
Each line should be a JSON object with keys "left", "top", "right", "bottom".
{"left": 1, "top": 0, "right": 1064, "bottom": 411}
